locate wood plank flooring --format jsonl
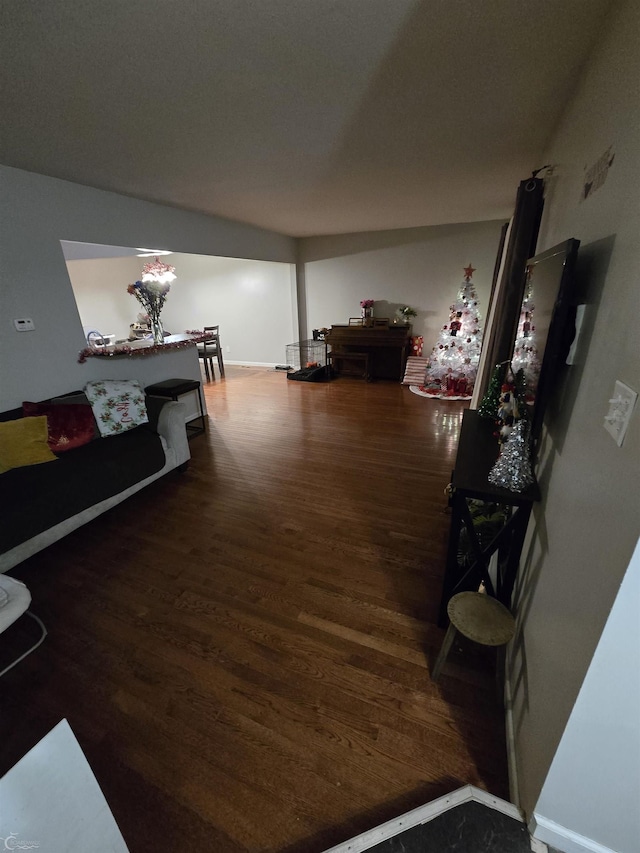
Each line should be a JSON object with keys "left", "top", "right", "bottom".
{"left": 1, "top": 367, "right": 508, "bottom": 852}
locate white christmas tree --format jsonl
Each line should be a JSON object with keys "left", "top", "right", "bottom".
{"left": 510, "top": 265, "right": 540, "bottom": 402}
{"left": 420, "top": 265, "right": 483, "bottom": 399}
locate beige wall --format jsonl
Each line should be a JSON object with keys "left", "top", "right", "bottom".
{"left": 156, "top": 253, "right": 296, "bottom": 365}
{"left": 509, "top": 0, "right": 640, "bottom": 828}
{"left": 532, "top": 537, "right": 640, "bottom": 853}
{"left": 298, "top": 220, "right": 505, "bottom": 345}
{"left": 0, "top": 167, "right": 295, "bottom": 410}
{"left": 66, "top": 256, "right": 142, "bottom": 342}
{"left": 66, "top": 253, "right": 296, "bottom": 365}
{"left": 67, "top": 223, "right": 505, "bottom": 370}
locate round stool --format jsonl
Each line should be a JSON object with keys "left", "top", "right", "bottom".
{"left": 431, "top": 591, "right": 515, "bottom": 682}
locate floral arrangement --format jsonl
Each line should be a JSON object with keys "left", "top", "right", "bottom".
{"left": 360, "top": 299, "right": 375, "bottom": 309}
{"left": 397, "top": 305, "right": 417, "bottom": 319}
{"left": 127, "top": 257, "right": 176, "bottom": 343}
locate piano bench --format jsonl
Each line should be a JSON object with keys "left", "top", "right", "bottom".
{"left": 328, "top": 350, "right": 371, "bottom": 381}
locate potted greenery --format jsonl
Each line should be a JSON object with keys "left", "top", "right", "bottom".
{"left": 395, "top": 305, "right": 417, "bottom": 324}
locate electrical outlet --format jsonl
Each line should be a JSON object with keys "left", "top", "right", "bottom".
{"left": 14, "top": 318, "right": 35, "bottom": 332}
{"left": 226, "top": 345, "right": 231, "bottom": 353}
{"left": 604, "top": 380, "right": 637, "bottom": 446}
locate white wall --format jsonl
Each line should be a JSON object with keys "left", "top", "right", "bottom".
{"left": 156, "top": 253, "right": 296, "bottom": 365}
{"left": 0, "top": 166, "right": 295, "bottom": 410}
{"left": 508, "top": 0, "right": 640, "bottom": 837}
{"left": 66, "top": 253, "right": 296, "bottom": 365}
{"left": 531, "top": 537, "right": 640, "bottom": 853}
{"left": 66, "top": 256, "right": 142, "bottom": 342}
{"left": 298, "top": 220, "right": 505, "bottom": 345}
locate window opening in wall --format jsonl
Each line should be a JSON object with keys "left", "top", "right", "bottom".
{"left": 59, "top": 240, "right": 296, "bottom": 369}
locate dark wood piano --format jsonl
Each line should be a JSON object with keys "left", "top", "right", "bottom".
{"left": 325, "top": 323, "right": 411, "bottom": 381}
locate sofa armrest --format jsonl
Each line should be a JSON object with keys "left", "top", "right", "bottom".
{"left": 157, "top": 401, "right": 190, "bottom": 467}
{"left": 144, "top": 395, "right": 168, "bottom": 433}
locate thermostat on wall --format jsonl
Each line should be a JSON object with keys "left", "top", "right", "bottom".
{"left": 14, "top": 318, "right": 35, "bottom": 332}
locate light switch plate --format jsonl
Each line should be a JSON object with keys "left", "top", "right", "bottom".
{"left": 604, "top": 380, "right": 637, "bottom": 446}
{"left": 14, "top": 318, "right": 35, "bottom": 331}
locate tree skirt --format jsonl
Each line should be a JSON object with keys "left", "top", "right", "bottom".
{"left": 409, "top": 385, "right": 472, "bottom": 401}
{"left": 403, "top": 357, "right": 473, "bottom": 399}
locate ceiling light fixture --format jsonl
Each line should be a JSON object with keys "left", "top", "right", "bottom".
{"left": 141, "top": 256, "right": 176, "bottom": 284}
{"left": 136, "top": 248, "right": 173, "bottom": 257}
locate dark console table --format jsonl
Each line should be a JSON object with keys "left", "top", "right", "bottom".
{"left": 438, "top": 409, "right": 541, "bottom": 626}
{"left": 324, "top": 324, "right": 411, "bottom": 381}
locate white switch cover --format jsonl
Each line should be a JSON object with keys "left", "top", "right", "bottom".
{"left": 604, "top": 380, "right": 637, "bottom": 446}
{"left": 14, "top": 318, "right": 35, "bottom": 331}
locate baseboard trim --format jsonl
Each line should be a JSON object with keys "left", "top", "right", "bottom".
{"left": 223, "top": 360, "right": 278, "bottom": 367}
{"left": 530, "top": 814, "right": 617, "bottom": 853}
{"left": 321, "top": 785, "right": 522, "bottom": 853}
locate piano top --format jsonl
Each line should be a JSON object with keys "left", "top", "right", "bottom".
{"left": 326, "top": 324, "right": 411, "bottom": 345}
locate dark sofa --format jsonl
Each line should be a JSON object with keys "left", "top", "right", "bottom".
{"left": 0, "top": 394, "right": 190, "bottom": 573}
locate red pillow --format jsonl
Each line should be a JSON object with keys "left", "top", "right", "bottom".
{"left": 22, "top": 402, "right": 96, "bottom": 453}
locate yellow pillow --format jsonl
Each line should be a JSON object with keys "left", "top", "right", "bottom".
{"left": 0, "top": 416, "right": 58, "bottom": 474}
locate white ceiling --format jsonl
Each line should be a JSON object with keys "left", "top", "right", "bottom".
{"left": 1, "top": 0, "right": 613, "bottom": 237}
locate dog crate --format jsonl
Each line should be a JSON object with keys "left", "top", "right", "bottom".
{"left": 285, "top": 339, "right": 327, "bottom": 371}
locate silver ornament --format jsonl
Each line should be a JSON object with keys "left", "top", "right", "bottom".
{"left": 488, "top": 420, "right": 534, "bottom": 492}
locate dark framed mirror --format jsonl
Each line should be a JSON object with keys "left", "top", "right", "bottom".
{"left": 511, "top": 238, "right": 580, "bottom": 452}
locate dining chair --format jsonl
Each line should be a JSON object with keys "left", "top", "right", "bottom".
{"left": 196, "top": 325, "right": 225, "bottom": 381}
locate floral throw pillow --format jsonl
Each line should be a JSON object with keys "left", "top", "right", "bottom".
{"left": 84, "top": 380, "right": 149, "bottom": 437}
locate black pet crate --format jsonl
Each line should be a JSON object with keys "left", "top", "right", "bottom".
{"left": 285, "top": 339, "right": 327, "bottom": 371}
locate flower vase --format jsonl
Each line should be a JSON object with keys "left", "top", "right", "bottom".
{"left": 151, "top": 317, "right": 164, "bottom": 345}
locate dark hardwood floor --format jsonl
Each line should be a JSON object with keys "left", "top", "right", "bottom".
{"left": 1, "top": 367, "right": 508, "bottom": 852}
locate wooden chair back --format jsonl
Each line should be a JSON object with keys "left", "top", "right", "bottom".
{"left": 198, "top": 326, "right": 225, "bottom": 380}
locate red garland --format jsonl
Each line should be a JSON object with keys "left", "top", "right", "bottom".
{"left": 78, "top": 334, "right": 210, "bottom": 364}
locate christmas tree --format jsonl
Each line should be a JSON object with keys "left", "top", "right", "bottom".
{"left": 488, "top": 419, "right": 534, "bottom": 492}
{"left": 478, "top": 362, "right": 509, "bottom": 419}
{"left": 420, "top": 265, "right": 483, "bottom": 399}
{"left": 510, "top": 265, "right": 540, "bottom": 402}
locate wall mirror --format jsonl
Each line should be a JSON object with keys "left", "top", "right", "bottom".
{"left": 511, "top": 238, "right": 580, "bottom": 447}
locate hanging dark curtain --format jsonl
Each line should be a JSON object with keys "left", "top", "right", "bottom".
{"left": 476, "top": 177, "right": 545, "bottom": 401}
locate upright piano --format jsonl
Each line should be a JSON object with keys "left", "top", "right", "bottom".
{"left": 325, "top": 324, "right": 411, "bottom": 381}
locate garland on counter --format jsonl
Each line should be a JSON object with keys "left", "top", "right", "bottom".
{"left": 184, "top": 329, "right": 216, "bottom": 337}
{"left": 78, "top": 332, "right": 213, "bottom": 364}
